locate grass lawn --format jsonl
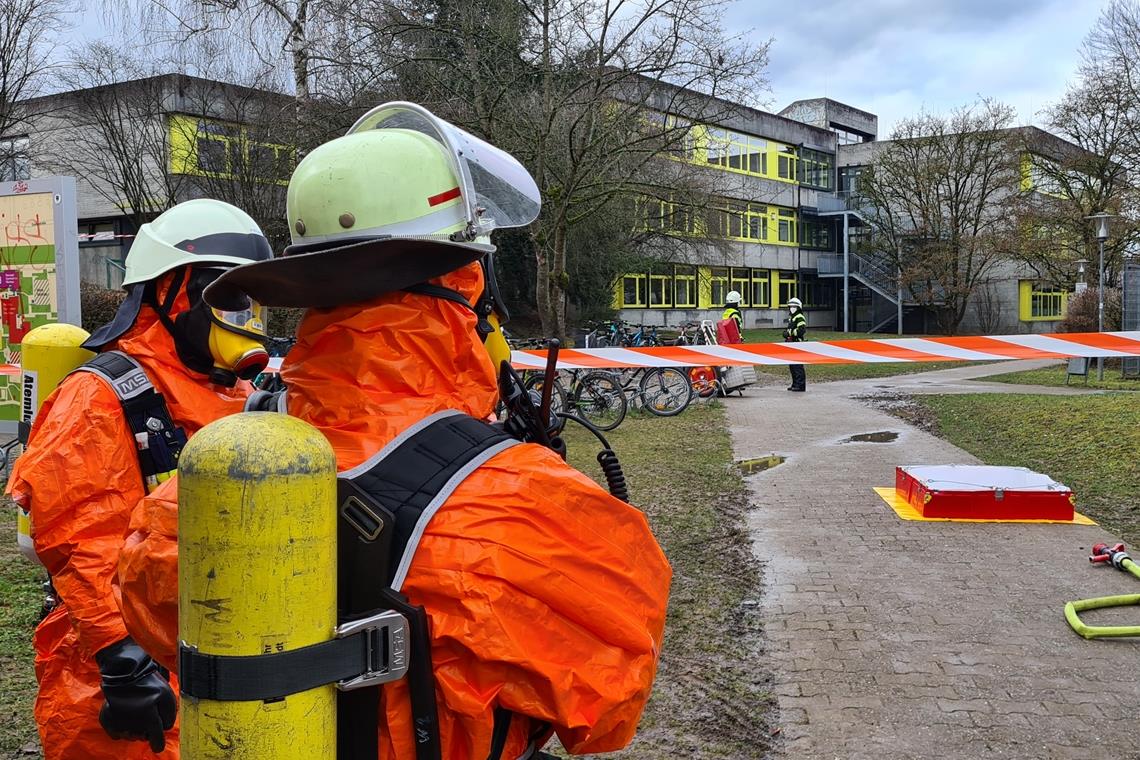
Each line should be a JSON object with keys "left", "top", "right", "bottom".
{"left": 741, "top": 328, "right": 978, "bottom": 383}
{"left": 981, "top": 361, "right": 1140, "bottom": 391}
{"left": 0, "top": 404, "right": 774, "bottom": 760}
{"left": 0, "top": 499, "right": 43, "bottom": 757}
{"left": 561, "top": 403, "right": 775, "bottom": 758}
{"left": 914, "top": 393, "right": 1140, "bottom": 545}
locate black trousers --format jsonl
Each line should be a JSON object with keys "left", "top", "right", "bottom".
{"left": 788, "top": 363, "right": 806, "bottom": 389}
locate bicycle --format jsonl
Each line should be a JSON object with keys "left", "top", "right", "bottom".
{"left": 604, "top": 366, "right": 693, "bottom": 416}
{"left": 524, "top": 369, "right": 627, "bottom": 431}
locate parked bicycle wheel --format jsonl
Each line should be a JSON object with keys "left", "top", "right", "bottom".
{"left": 688, "top": 366, "right": 719, "bottom": 399}
{"left": 571, "top": 372, "right": 627, "bottom": 431}
{"left": 523, "top": 372, "right": 568, "bottom": 418}
{"left": 638, "top": 367, "right": 693, "bottom": 416}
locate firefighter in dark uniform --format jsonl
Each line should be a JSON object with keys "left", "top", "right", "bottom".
{"left": 784, "top": 297, "right": 807, "bottom": 391}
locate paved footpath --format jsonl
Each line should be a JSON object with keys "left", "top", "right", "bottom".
{"left": 728, "top": 360, "right": 1140, "bottom": 759}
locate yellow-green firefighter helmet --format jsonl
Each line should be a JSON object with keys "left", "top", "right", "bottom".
{"left": 205, "top": 102, "right": 540, "bottom": 311}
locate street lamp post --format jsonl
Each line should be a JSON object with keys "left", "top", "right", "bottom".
{"left": 1085, "top": 213, "right": 1114, "bottom": 381}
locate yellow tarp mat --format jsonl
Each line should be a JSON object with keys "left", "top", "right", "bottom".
{"left": 873, "top": 487, "right": 1096, "bottom": 525}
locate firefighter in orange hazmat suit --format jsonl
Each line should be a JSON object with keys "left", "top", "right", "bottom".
{"left": 118, "top": 102, "right": 671, "bottom": 759}
{"left": 8, "top": 199, "right": 273, "bottom": 760}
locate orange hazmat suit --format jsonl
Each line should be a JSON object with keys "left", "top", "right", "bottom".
{"left": 8, "top": 273, "right": 250, "bottom": 760}
{"left": 119, "top": 262, "right": 672, "bottom": 759}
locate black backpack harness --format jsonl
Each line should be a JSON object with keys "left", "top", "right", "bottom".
{"left": 70, "top": 351, "right": 188, "bottom": 493}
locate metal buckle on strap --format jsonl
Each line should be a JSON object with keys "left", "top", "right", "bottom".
{"left": 341, "top": 494, "right": 385, "bottom": 541}
{"left": 336, "top": 609, "right": 410, "bottom": 691}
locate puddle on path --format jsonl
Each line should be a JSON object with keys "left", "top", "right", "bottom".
{"left": 842, "top": 430, "right": 900, "bottom": 444}
{"left": 736, "top": 455, "right": 786, "bottom": 475}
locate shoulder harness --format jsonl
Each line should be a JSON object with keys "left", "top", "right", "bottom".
{"left": 72, "top": 351, "right": 188, "bottom": 493}
{"left": 183, "top": 394, "right": 527, "bottom": 760}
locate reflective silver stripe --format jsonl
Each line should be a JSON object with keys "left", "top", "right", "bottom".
{"left": 337, "top": 409, "right": 463, "bottom": 480}
{"left": 390, "top": 438, "right": 519, "bottom": 591}
{"left": 298, "top": 205, "right": 466, "bottom": 246}
{"left": 277, "top": 390, "right": 288, "bottom": 414}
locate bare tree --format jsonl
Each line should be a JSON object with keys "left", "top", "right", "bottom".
{"left": 42, "top": 44, "right": 187, "bottom": 230}
{"left": 356, "top": 0, "right": 771, "bottom": 338}
{"left": 1016, "top": 0, "right": 1140, "bottom": 290}
{"left": 45, "top": 41, "right": 295, "bottom": 243}
{"left": 857, "top": 100, "right": 1020, "bottom": 334}
{"left": 0, "top": 0, "right": 74, "bottom": 168}
{"left": 1012, "top": 77, "right": 1138, "bottom": 288}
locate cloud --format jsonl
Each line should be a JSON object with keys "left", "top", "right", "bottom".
{"left": 726, "top": 0, "right": 1107, "bottom": 134}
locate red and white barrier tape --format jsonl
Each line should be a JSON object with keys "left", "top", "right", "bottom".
{"left": 508, "top": 331, "right": 1140, "bottom": 369}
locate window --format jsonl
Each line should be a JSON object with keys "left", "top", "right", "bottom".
{"left": 799, "top": 148, "right": 834, "bottom": 190}
{"left": 674, "top": 265, "right": 697, "bottom": 307}
{"left": 649, "top": 263, "right": 674, "bottom": 308}
{"left": 711, "top": 199, "right": 796, "bottom": 245}
{"left": 642, "top": 196, "right": 698, "bottom": 236}
{"left": 1019, "top": 281, "right": 1068, "bottom": 321}
{"left": 0, "top": 136, "right": 30, "bottom": 181}
{"left": 777, "top": 271, "right": 798, "bottom": 306}
{"left": 673, "top": 122, "right": 797, "bottom": 183}
{"left": 777, "top": 208, "right": 797, "bottom": 244}
{"left": 838, "top": 166, "right": 864, "bottom": 195}
{"left": 79, "top": 220, "right": 118, "bottom": 248}
{"left": 801, "top": 217, "right": 833, "bottom": 250}
{"left": 834, "top": 127, "right": 866, "bottom": 145}
{"left": 170, "top": 115, "right": 293, "bottom": 184}
{"left": 800, "top": 275, "right": 835, "bottom": 309}
{"left": 750, "top": 269, "right": 771, "bottom": 307}
{"left": 777, "top": 146, "right": 798, "bottom": 181}
{"left": 730, "top": 267, "right": 751, "bottom": 306}
{"left": 709, "top": 267, "right": 730, "bottom": 306}
{"left": 622, "top": 274, "right": 647, "bottom": 308}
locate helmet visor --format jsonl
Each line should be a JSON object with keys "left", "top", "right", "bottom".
{"left": 210, "top": 300, "right": 268, "bottom": 341}
{"left": 348, "top": 102, "right": 541, "bottom": 235}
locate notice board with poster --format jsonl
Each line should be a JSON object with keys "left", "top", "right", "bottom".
{"left": 0, "top": 177, "right": 80, "bottom": 434}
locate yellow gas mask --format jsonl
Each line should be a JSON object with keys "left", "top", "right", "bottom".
{"left": 208, "top": 301, "right": 269, "bottom": 382}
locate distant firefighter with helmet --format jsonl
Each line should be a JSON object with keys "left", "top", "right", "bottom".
{"left": 118, "top": 103, "right": 671, "bottom": 760}
{"left": 8, "top": 199, "right": 272, "bottom": 759}
{"left": 784, "top": 296, "right": 807, "bottom": 391}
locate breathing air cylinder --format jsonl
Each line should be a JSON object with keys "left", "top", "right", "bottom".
{"left": 15, "top": 323, "right": 94, "bottom": 564}
{"left": 178, "top": 412, "right": 338, "bottom": 758}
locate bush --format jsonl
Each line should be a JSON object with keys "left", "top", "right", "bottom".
{"left": 267, "top": 307, "right": 304, "bottom": 339}
{"left": 80, "top": 282, "right": 126, "bottom": 333}
{"left": 1060, "top": 287, "right": 1121, "bottom": 333}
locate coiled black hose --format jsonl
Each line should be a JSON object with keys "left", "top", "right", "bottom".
{"left": 596, "top": 448, "right": 629, "bottom": 503}
{"left": 557, "top": 412, "right": 630, "bottom": 503}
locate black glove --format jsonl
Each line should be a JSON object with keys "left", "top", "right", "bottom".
{"left": 96, "top": 637, "right": 177, "bottom": 753}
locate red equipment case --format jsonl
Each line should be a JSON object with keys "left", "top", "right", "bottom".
{"left": 895, "top": 465, "right": 1074, "bottom": 521}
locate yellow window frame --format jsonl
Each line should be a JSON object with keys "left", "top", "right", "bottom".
{"left": 620, "top": 273, "right": 648, "bottom": 308}
{"left": 1019, "top": 281, "right": 1068, "bottom": 321}
{"left": 774, "top": 271, "right": 798, "bottom": 307}
{"left": 750, "top": 268, "right": 771, "bottom": 307}
{"left": 709, "top": 266, "right": 730, "bottom": 306}
{"left": 674, "top": 265, "right": 697, "bottom": 307}
{"left": 649, "top": 273, "right": 674, "bottom": 308}
{"left": 168, "top": 114, "right": 292, "bottom": 185}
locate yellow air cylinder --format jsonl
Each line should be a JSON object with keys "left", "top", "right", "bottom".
{"left": 178, "top": 412, "right": 338, "bottom": 759}
{"left": 16, "top": 323, "right": 94, "bottom": 564}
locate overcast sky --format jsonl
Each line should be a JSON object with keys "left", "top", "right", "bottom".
{"left": 70, "top": 1, "right": 1108, "bottom": 135}
{"left": 735, "top": 0, "right": 1108, "bottom": 134}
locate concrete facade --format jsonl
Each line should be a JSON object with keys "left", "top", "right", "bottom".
{"left": 9, "top": 75, "right": 291, "bottom": 288}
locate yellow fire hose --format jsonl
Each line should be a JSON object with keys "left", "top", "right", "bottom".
{"left": 1064, "top": 543, "right": 1140, "bottom": 639}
